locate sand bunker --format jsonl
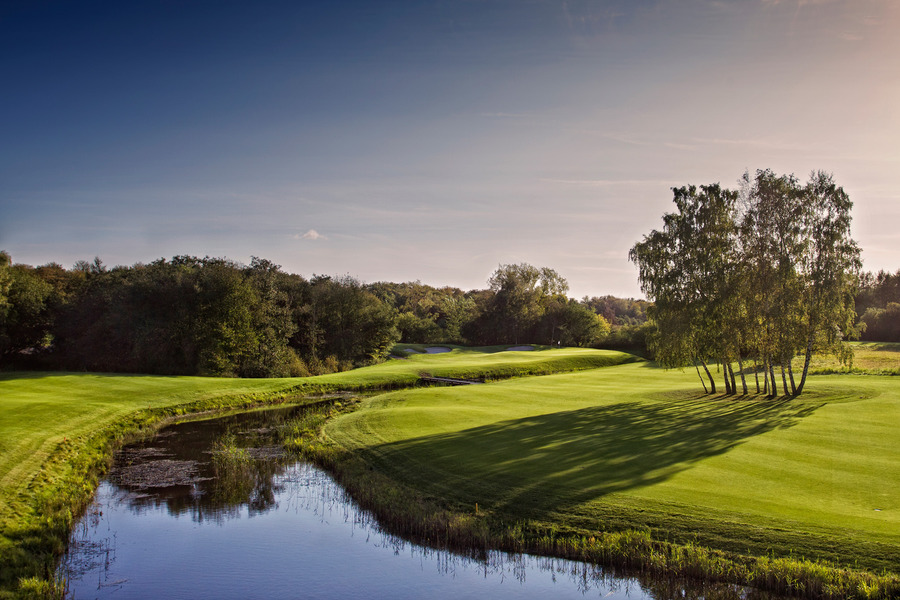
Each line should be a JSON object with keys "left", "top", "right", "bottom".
{"left": 398, "top": 346, "right": 451, "bottom": 355}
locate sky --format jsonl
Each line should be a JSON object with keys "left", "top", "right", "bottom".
{"left": 2, "top": 0, "right": 898, "bottom": 298}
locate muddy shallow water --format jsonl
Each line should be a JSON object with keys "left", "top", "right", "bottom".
{"left": 59, "top": 405, "right": 780, "bottom": 600}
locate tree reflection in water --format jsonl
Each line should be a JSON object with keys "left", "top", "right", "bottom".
{"left": 106, "top": 405, "right": 305, "bottom": 523}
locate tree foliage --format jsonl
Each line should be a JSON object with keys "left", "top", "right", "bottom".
{"left": 630, "top": 170, "right": 861, "bottom": 396}
{"left": 0, "top": 261, "right": 57, "bottom": 361}
{"left": 0, "top": 256, "right": 401, "bottom": 376}
{"left": 856, "top": 270, "right": 900, "bottom": 341}
{"left": 629, "top": 183, "right": 740, "bottom": 392}
{"left": 0, "top": 252, "right": 647, "bottom": 375}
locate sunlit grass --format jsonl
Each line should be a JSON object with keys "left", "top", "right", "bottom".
{"left": 309, "top": 345, "right": 640, "bottom": 387}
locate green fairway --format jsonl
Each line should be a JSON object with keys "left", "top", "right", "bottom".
{"left": 0, "top": 345, "right": 631, "bottom": 514}
{"left": 325, "top": 344, "right": 639, "bottom": 386}
{"left": 326, "top": 361, "right": 900, "bottom": 572}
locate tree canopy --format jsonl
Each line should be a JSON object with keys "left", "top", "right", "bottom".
{"left": 0, "top": 255, "right": 628, "bottom": 376}
{"left": 856, "top": 269, "right": 900, "bottom": 342}
{"left": 630, "top": 169, "right": 861, "bottom": 396}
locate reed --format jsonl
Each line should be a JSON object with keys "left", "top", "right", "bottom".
{"left": 11, "top": 577, "right": 65, "bottom": 600}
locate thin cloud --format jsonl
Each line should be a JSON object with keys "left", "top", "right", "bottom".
{"left": 539, "top": 178, "right": 681, "bottom": 187}
{"left": 663, "top": 141, "right": 697, "bottom": 151}
{"left": 478, "top": 112, "right": 530, "bottom": 119}
{"left": 295, "top": 229, "right": 326, "bottom": 241}
{"left": 761, "top": 0, "right": 840, "bottom": 7}
{"left": 598, "top": 133, "right": 696, "bottom": 151}
{"left": 689, "top": 136, "right": 803, "bottom": 151}
{"left": 839, "top": 32, "right": 863, "bottom": 42}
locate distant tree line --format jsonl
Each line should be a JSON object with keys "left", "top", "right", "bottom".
{"left": 0, "top": 254, "right": 397, "bottom": 376}
{"left": 580, "top": 295, "right": 652, "bottom": 353}
{"left": 856, "top": 269, "right": 900, "bottom": 342}
{"left": 370, "top": 271, "right": 649, "bottom": 352}
{"left": 0, "top": 252, "right": 648, "bottom": 376}
{"left": 630, "top": 169, "right": 862, "bottom": 397}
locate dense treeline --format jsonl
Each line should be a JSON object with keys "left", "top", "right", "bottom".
{"left": 462, "top": 263, "right": 610, "bottom": 347}
{"left": 630, "top": 169, "right": 862, "bottom": 397}
{"left": 0, "top": 252, "right": 646, "bottom": 376}
{"left": 369, "top": 273, "right": 648, "bottom": 350}
{"left": 856, "top": 269, "right": 900, "bottom": 342}
{"left": 1, "top": 225, "right": 886, "bottom": 380}
{"left": 0, "top": 254, "right": 398, "bottom": 376}
{"left": 580, "top": 295, "right": 653, "bottom": 353}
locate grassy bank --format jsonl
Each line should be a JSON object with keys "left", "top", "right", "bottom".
{"left": 0, "top": 345, "right": 624, "bottom": 596}
{"left": 320, "top": 360, "right": 900, "bottom": 598}
{"left": 343, "top": 344, "right": 640, "bottom": 385}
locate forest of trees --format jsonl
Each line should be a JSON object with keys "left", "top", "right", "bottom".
{"left": 0, "top": 254, "right": 399, "bottom": 377}
{"left": 0, "top": 253, "right": 646, "bottom": 377}
{"left": 630, "top": 169, "right": 863, "bottom": 397}
{"left": 856, "top": 269, "right": 900, "bottom": 342}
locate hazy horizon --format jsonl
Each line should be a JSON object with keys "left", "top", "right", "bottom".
{"left": 3, "top": 0, "right": 898, "bottom": 298}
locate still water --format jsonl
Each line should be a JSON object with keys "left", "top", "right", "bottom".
{"left": 59, "top": 406, "right": 766, "bottom": 600}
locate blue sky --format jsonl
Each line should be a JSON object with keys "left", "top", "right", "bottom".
{"left": 2, "top": 0, "right": 898, "bottom": 297}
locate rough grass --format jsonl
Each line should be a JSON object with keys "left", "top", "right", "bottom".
{"left": 792, "top": 341, "right": 900, "bottom": 375}
{"left": 325, "top": 361, "right": 900, "bottom": 584}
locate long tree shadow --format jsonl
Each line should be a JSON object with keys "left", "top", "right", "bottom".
{"left": 368, "top": 396, "right": 822, "bottom": 516}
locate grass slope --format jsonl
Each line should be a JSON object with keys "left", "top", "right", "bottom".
{"left": 319, "top": 345, "right": 639, "bottom": 387}
{"left": 326, "top": 361, "right": 900, "bottom": 574}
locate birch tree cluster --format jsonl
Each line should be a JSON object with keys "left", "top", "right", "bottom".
{"left": 629, "top": 169, "right": 861, "bottom": 397}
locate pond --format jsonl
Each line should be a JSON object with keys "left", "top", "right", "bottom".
{"left": 59, "top": 405, "right": 778, "bottom": 600}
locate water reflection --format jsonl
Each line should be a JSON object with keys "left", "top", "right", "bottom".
{"left": 104, "top": 406, "right": 300, "bottom": 522}
{"left": 60, "top": 405, "right": 786, "bottom": 600}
